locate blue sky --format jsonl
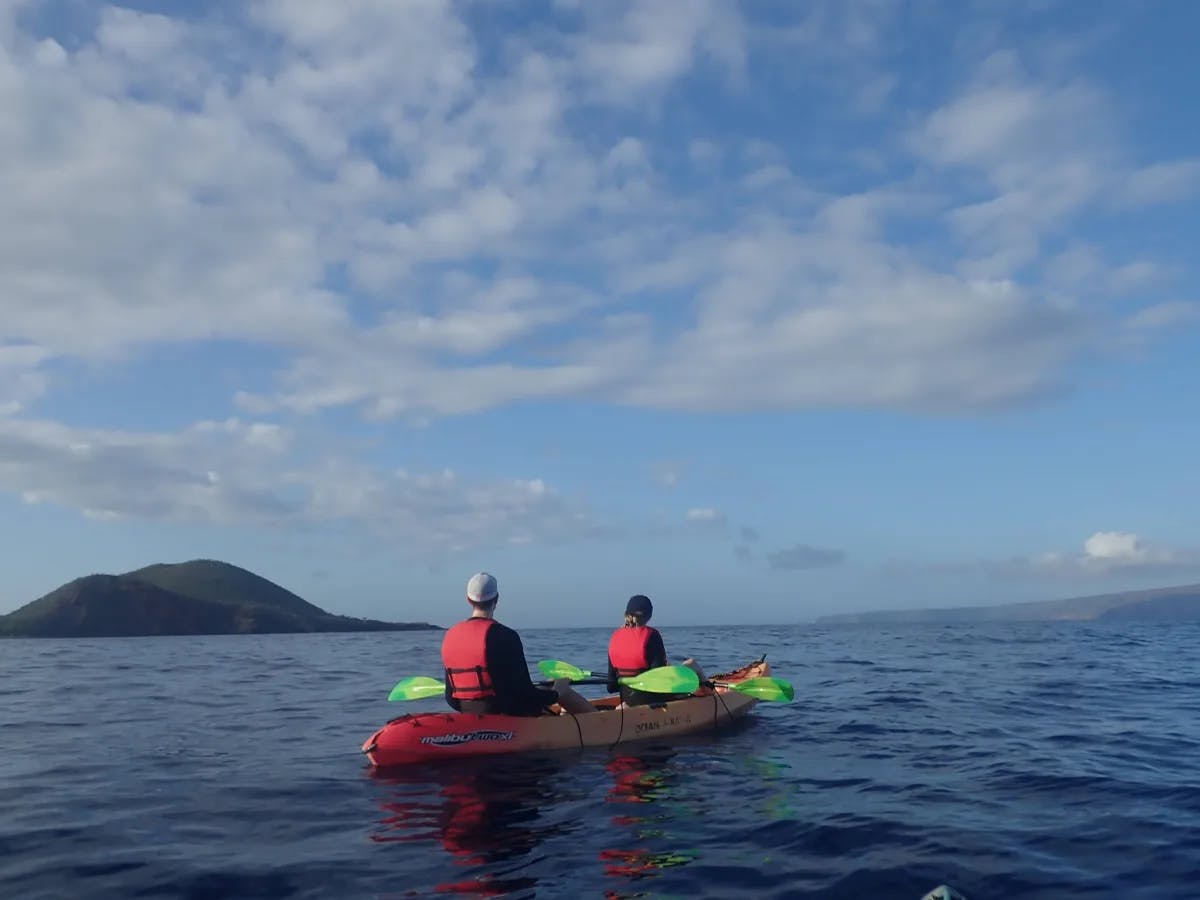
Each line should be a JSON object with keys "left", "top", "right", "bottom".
{"left": 2, "top": 0, "right": 1199, "bottom": 627}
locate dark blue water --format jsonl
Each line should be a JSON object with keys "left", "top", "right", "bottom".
{"left": 2, "top": 623, "right": 1199, "bottom": 899}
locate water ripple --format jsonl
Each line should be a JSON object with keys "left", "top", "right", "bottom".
{"left": 3, "top": 624, "right": 1200, "bottom": 898}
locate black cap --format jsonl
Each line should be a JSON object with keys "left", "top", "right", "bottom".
{"left": 625, "top": 594, "right": 653, "bottom": 617}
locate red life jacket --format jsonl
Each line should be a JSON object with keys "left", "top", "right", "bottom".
{"left": 608, "top": 625, "right": 658, "bottom": 678}
{"left": 442, "top": 618, "right": 497, "bottom": 701}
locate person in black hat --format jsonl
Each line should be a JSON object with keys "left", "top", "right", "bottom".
{"left": 606, "top": 594, "right": 705, "bottom": 706}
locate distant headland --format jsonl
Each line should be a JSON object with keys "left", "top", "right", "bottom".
{"left": 0, "top": 559, "right": 441, "bottom": 638}
{"left": 815, "top": 582, "right": 1200, "bottom": 625}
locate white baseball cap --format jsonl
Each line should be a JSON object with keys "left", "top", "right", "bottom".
{"left": 466, "top": 572, "right": 499, "bottom": 603}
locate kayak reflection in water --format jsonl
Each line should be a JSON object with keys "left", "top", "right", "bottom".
{"left": 442, "top": 572, "right": 595, "bottom": 716}
{"left": 371, "top": 756, "right": 575, "bottom": 896}
{"left": 606, "top": 749, "right": 673, "bottom": 819}
{"left": 601, "top": 749, "right": 697, "bottom": 889}
{"left": 607, "top": 594, "right": 707, "bottom": 707}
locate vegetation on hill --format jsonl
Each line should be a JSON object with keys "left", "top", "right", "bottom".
{"left": 128, "top": 561, "right": 327, "bottom": 618}
{"left": 0, "top": 560, "right": 439, "bottom": 638}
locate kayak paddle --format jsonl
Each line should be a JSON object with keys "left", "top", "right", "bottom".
{"left": 386, "top": 672, "right": 603, "bottom": 701}
{"left": 709, "top": 676, "right": 795, "bottom": 702}
{"left": 538, "top": 659, "right": 701, "bottom": 694}
{"left": 537, "top": 659, "right": 591, "bottom": 680}
{"left": 538, "top": 659, "right": 793, "bottom": 701}
{"left": 621, "top": 665, "right": 700, "bottom": 694}
{"left": 387, "top": 676, "right": 446, "bottom": 701}
{"left": 387, "top": 663, "right": 705, "bottom": 702}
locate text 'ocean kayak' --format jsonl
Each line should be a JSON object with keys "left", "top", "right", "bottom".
{"left": 362, "top": 658, "right": 769, "bottom": 767}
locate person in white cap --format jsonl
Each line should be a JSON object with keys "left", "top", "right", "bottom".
{"left": 440, "top": 572, "right": 595, "bottom": 716}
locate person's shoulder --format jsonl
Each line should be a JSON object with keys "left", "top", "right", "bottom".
{"left": 489, "top": 620, "right": 520, "bottom": 640}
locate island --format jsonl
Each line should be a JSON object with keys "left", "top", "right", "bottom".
{"left": 0, "top": 559, "right": 441, "bottom": 637}
{"left": 815, "top": 582, "right": 1200, "bottom": 625}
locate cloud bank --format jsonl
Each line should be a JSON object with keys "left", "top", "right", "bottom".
{"left": 1, "top": 1, "right": 1196, "bottom": 552}
{"left": 3, "top": 1, "right": 1195, "bottom": 423}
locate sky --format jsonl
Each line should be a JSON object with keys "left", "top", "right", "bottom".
{"left": 1, "top": 0, "right": 1199, "bottom": 628}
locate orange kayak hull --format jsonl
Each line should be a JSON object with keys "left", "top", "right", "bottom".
{"left": 362, "top": 659, "right": 769, "bottom": 767}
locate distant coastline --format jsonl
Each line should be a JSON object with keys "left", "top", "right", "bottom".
{"left": 815, "top": 582, "right": 1200, "bottom": 625}
{"left": 0, "top": 559, "right": 441, "bottom": 638}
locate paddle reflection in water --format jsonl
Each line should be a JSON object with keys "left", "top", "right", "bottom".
{"left": 601, "top": 747, "right": 698, "bottom": 897}
{"left": 370, "top": 754, "right": 578, "bottom": 897}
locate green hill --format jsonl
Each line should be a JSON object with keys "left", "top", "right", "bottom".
{"left": 127, "top": 560, "right": 326, "bottom": 618}
{"left": 0, "top": 560, "right": 439, "bottom": 638}
{"left": 1096, "top": 588, "right": 1200, "bottom": 622}
{"left": 815, "top": 582, "right": 1200, "bottom": 625}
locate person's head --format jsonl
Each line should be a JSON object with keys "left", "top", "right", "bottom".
{"left": 465, "top": 572, "right": 499, "bottom": 617}
{"left": 624, "top": 594, "right": 652, "bottom": 627}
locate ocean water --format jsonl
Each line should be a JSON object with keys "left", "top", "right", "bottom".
{"left": 2, "top": 623, "right": 1199, "bottom": 899}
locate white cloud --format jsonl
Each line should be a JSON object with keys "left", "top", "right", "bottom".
{"left": 916, "top": 71, "right": 1117, "bottom": 275}
{"left": 0, "top": 416, "right": 604, "bottom": 551}
{"left": 1117, "top": 159, "right": 1200, "bottom": 208}
{"left": 904, "top": 532, "right": 1200, "bottom": 582}
{"left": 95, "top": 7, "right": 184, "bottom": 59}
{"left": 0, "top": 344, "right": 51, "bottom": 415}
{"left": 652, "top": 462, "right": 681, "bottom": 489}
{"left": 911, "top": 56, "right": 1200, "bottom": 290}
{"left": 0, "top": 0, "right": 1194, "bottom": 439}
{"left": 921, "top": 79, "right": 1108, "bottom": 171}
{"left": 766, "top": 543, "right": 846, "bottom": 571}
{"left": 574, "top": 0, "right": 746, "bottom": 98}
{"left": 1082, "top": 531, "right": 1146, "bottom": 563}
{"left": 681, "top": 507, "right": 728, "bottom": 536}
{"left": 683, "top": 508, "right": 727, "bottom": 531}
{"left": 1069, "top": 531, "right": 1199, "bottom": 574}
{"left": 1123, "top": 302, "right": 1200, "bottom": 332}
{"left": 1, "top": 417, "right": 300, "bottom": 522}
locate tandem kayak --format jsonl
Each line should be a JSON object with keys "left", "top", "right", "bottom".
{"left": 362, "top": 658, "right": 770, "bottom": 768}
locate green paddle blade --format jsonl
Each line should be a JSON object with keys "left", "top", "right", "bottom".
{"left": 619, "top": 664, "right": 700, "bottom": 695}
{"left": 387, "top": 676, "right": 445, "bottom": 701}
{"left": 718, "top": 676, "right": 795, "bottom": 702}
{"left": 537, "top": 660, "right": 592, "bottom": 681}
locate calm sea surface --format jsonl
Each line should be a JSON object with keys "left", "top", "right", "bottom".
{"left": 2, "top": 623, "right": 1199, "bottom": 899}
